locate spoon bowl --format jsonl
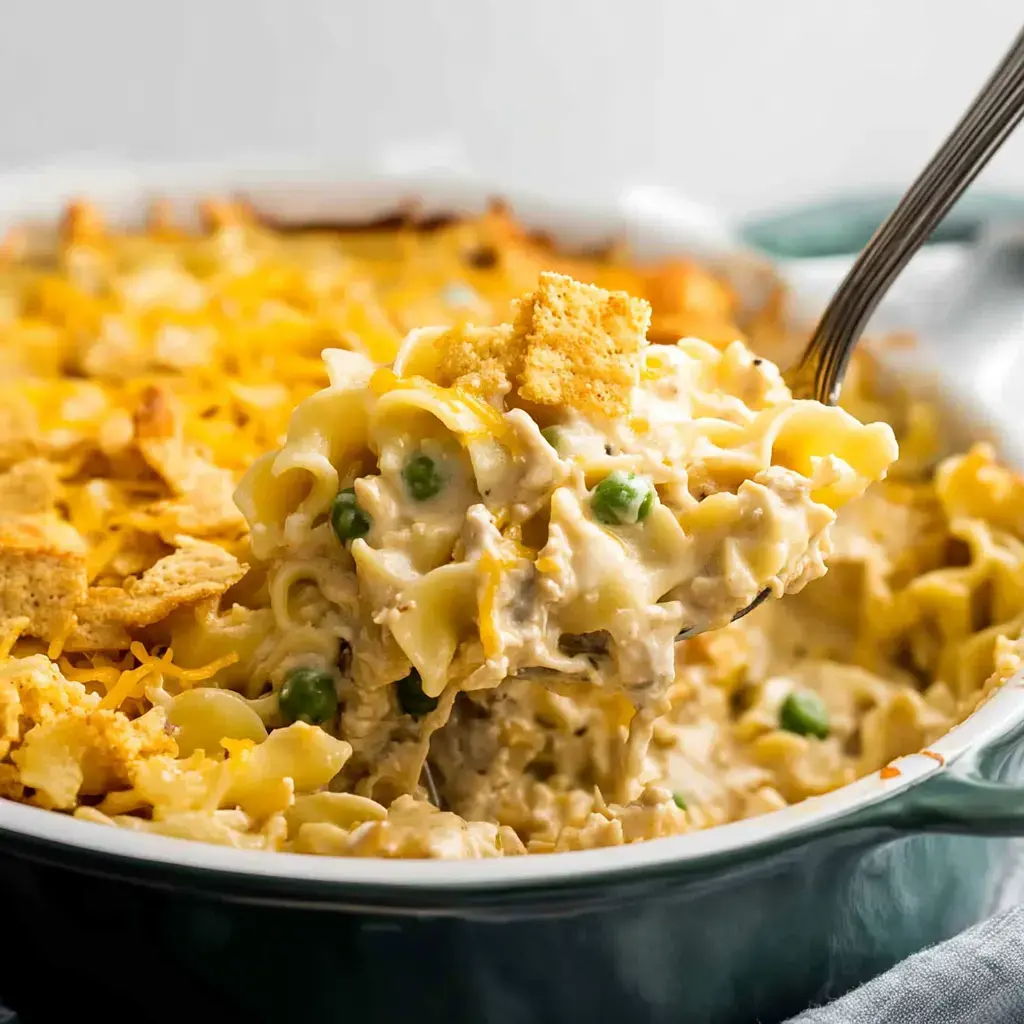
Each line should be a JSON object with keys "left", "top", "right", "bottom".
{"left": 678, "top": 20, "right": 1024, "bottom": 640}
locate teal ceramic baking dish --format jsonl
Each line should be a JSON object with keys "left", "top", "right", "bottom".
{"left": 2, "top": 167, "right": 1024, "bottom": 1024}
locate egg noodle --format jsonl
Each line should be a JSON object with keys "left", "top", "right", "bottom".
{"left": 0, "top": 200, "right": 1020, "bottom": 858}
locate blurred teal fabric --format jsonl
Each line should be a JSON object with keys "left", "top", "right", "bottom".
{"left": 785, "top": 905, "right": 1024, "bottom": 1023}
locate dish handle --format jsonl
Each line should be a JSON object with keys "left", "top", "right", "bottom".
{"left": 868, "top": 721, "right": 1024, "bottom": 836}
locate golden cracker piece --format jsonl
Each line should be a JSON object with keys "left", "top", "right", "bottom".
{"left": 61, "top": 199, "right": 105, "bottom": 244}
{"left": 146, "top": 198, "right": 179, "bottom": 237}
{"left": 12, "top": 706, "right": 177, "bottom": 809}
{"left": 0, "top": 762, "right": 23, "bottom": 801}
{"left": 0, "top": 459, "right": 60, "bottom": 518}
{"left": 133, "top": 386, "right": 246, "bottom": 536}
{"left": 105, "top": 531, "right": 173, "bottom": 581}
{"left": 63, "top": 619, "right": 132, "bottom": 653}
{"left": 200, "top": 198, "right": 256, "bottom": 231}
{"left": 0, "top": 394, "right": 42, "bottom": 468}
{"left": 436, "top": 323, "right": 522, "bottom": 392}
{"left": 133, "top": 385, "right": 177, "bottom": 441}
{"left": 514, "top": 272, "right": 650, "bottom": 417}
{"left": 139, "top": 440, "right": 246, "bottom": 536}
{"left": 75, "top": 536, "right": 246, "bottom": 632}
{"left": 431, "top": 273, "right": 650, "bottom": 415}
{"left": 0, "top": 515, "right": 88, "bottom": 640}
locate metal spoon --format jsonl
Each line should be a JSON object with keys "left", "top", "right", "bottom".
{"left": 676, "top": 20, "right": 1024, "bottom": 641}
{"left": 787, "top": 22, "right": 1024, "bottom": 404}
{"left": 421, "top": 761, "right": 444, "bottom": 809}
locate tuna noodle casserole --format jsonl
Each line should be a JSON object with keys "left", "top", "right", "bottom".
{"left": 0, "top": 201, "right": 1018, "bottom": 858}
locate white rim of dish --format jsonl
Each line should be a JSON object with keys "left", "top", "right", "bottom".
{"left": 0, "top": 160, "right": 1021, "bottom": 890}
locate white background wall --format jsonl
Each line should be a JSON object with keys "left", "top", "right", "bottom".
{"left": 1, "top": 0, "right": 1022, "bottom": 219}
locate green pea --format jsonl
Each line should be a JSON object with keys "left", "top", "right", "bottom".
{"left": 540, "top": 426, "right": 563, "bottom": 452}
{"left": 279, "top": 667, "right": 339, "bottom": 725}
{"left": 779, "top": 690, "right": 830, "bottom": 739}
{"left": 402, "top": 454, "right": 446, "bottom": 501}
{"left": 590, "top": 470, "right": 656, "bottom": 525}
{"left": 330, "top": 487, "right": 371, "bottom": 543}
{"left": 396, "top": 668, "right": 438, "bottom": 718}
{"left": 672, "top": 793, "right": 688, "bottom": 811}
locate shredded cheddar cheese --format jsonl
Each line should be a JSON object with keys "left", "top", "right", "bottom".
{"left": 45, "top": 614, "right": 76, "bottom": 660}
{"left": 132, "top": 645, "right": 240, "bottom": 685}
{"left": 57, "top": 660, "right": 122, "bottom": 688}
{"left": 477, "top": 551, "right": 510, "bottom": 660}
{"left": 97, "top": 660, "right": 158, "bottom": 710}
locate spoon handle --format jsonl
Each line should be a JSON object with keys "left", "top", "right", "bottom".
{"left": 789, "top": 22, "right": 1024, "bottom": 404}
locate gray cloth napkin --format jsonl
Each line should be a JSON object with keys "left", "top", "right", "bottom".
{"left": 786, "top": 905, "right": 1024, "bottom": 1023}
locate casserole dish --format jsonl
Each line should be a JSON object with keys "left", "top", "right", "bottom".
{"left": 2, "top": 166, "right": 1024, "bottom": 1024}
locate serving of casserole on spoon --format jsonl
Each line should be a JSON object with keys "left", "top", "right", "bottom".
{"left": 236, "top": 269, "right": 897, "bottom": 810}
